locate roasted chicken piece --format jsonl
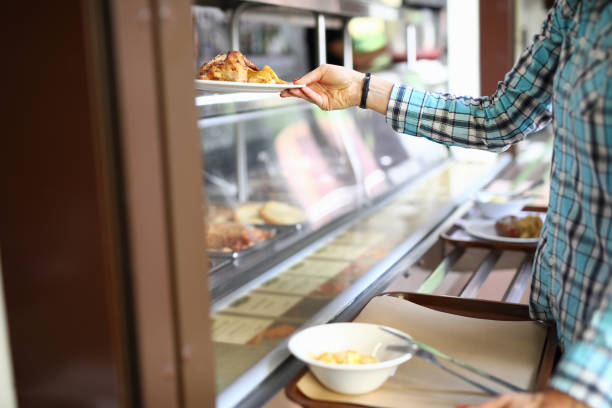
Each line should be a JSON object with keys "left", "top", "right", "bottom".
{"left": 247, "top": 65, "right": 288, "bottom": 84}
{"left": 198, "top": 51, "right": 260, "bottom": 82}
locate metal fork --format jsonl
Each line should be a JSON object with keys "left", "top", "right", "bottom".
{"left": 380, "top": 326, "right": 526, "bottom": 396}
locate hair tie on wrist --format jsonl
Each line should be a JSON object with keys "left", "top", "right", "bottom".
{"left": 359, "top": 73, "right": 371, "bottom": 109}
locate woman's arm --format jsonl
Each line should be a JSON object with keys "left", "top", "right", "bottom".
{"left": 283, "top": 1, "right": 566, "bottom": 152}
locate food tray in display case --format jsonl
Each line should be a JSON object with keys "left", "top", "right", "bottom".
{"left": 207, "top": 224, "right": 299, "bottom": 259}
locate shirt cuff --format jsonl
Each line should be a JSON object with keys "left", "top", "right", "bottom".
{"left": 549, "top": 340, "right": 612, "bottom": 408}
{"left": 385, "top": 84, "right": 426, "bottom": 137}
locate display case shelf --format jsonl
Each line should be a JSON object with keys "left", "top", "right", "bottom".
{"left": 195, "top": 0, "right": 401, "bottom": 20}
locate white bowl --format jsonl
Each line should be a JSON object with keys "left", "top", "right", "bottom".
{"left": 474, "top": 191, "right": 530, "bottom": 219}
{"left": 288, "top": 323, "right": 413, "bottom": 394}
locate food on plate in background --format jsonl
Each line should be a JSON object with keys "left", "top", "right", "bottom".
{"left": 312, "top": 350, "right": 377, "bottom": 365}
{"left": 495, "top": 215, "right": 543, "bottom": 239}
{"left": 260, "top": 201, "right": 307, "bottom": 225}
{"left": 206, "top": 204, "right": 233, "bottom": 224}
{"left": 233, "top": 202, "right": 266, "bottom": 224}
{"left": 206, "top": 201, "right": 306, "bottom": 226}
{"left": 198, "top": 50, "right": 288, "bottom": 84}
{"left": 206, "top": 223, "right": 274, "bottom": 252}
{"left": 230, "top": 201, "right": 306, "bottom": 225}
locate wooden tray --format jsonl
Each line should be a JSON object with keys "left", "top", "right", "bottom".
{"left": 285, "top": 292, "right": 558, "bottom": 408}
{"left": 441, "top": 206, "right": 547, "bottom": 252}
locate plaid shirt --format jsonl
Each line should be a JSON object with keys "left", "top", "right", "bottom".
{"left": 386, "top": 0, "right": 612, "bottom": 406}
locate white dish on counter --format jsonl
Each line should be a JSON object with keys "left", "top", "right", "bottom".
{"left": 194, "top": 79, "right": 305, "bottom": 93}
{"left": 474, "top": 191, "right": 530, "bottom": 219}
{"left": 462, "top": 216, "right": 542, "bottom": 244}
{"left": 288, "top": 322, "right": 413, "bottom": 395}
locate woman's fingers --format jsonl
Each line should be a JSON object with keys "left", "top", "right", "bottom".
{"left": 300, "top": 86, "right": 324, "bottom": 108}
{"left": 280, "top": 87, "right": 320, "bottom": 106}
{"left": 280, "top": 88, "right": 304, "bottom": 99}
{"left": 293, "top": 65, "right": 327, "bottom": 85}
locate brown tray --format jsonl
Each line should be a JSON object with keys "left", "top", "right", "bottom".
{"left": 441, "top": 206, "right": 548, "bottom": 252}
{"left": 285, "top": 292, "right": 558, "bottom": 408}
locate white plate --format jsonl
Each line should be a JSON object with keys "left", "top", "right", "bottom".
{"left": 462, "top": 217, "right": 541, "bottom": 244}
{"left": 194, "top": 79, "right": 305, "bottom": 93}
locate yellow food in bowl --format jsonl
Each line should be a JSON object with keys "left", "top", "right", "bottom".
{"left": 489, "top": 195, "right": 509, "bottom": 203}
{"left": 312, "top": 350, "right": 377, "bottom": 365}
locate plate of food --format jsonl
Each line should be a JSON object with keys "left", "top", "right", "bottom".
{"left": 195, "top": 50, "right": 305, "bottom": 93}
{"left": 463, "top": 213, "right": 544, "bottom": 244}
{"left": 233, "top": 201, "right": 307, "bottom": 226}
{"left": 206, "top": 222, "right": 276, "bottom": 257}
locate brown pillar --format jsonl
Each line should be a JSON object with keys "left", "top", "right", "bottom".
{"left": 479, "top": 0, "right": 515, "bottom": 95}
{"left": 2, "top": 1, "right": 134, "bottom": 406}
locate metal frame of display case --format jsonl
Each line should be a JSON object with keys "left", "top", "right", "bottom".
{"left": 195, "top": 0, "right": 401, "bottom": 21}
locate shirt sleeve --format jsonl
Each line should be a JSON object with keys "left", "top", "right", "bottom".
{"left": 550, "top": 305, "right": 612, "bottom": 408}
{"left": 386, "top": 2, "right": 565, "bottom": 152}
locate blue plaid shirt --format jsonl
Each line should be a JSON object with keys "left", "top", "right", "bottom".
{"left": 386, "top": 1, "right": 612, "bottom": 406}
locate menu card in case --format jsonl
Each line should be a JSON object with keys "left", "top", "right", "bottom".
{"left": 286, "top": 293, "right": 557, "bottom": 408}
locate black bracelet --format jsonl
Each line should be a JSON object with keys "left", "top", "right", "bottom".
{"left": 359, "top": 72, "right": 371, "bottom": 109}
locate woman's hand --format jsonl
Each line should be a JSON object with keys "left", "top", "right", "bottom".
{"left": 460, "top": 389, "right": 588, "bottom": 408}
{"left": 280, "top": 64, "right": 364, "bottom": 111}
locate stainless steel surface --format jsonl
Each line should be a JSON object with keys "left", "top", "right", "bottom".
{"left": 210, "top": 257, "right": 231, "bottom": 272}
{"left": 510, "top": 178, "right": 545, "bottom": 199}
{"left": 235, "top": 124, "right": 248, "bottom": 202}
{"left": 343, "top": 19, "right": 353, "bottom": 69}
{"left": 340, "top": 113, "right": 367, "bottom": 205}
{"left": 195, "top": 92, "right": 305, "bottom": 121}
{"left": 418, "top": 246, "right": 465, "bottom": 294}
{"left": 238, "top": 0, "right": 401, "bottom": 20}
{"left": 406, "top": 24, "right": 417, "bottom": 69}
{"left": 382, "top": 328, "right": 526, "bottom": 394}
{"left": 230, "top": 3, "right": 251, "bottom": 50}
{"left": 197, "top": 98, "right": 310, "bottom": 128}
{"left": 460, "top": 250, "right": 502, "bottom": 298}
{"left": 316, "top": 13, "right": 326, "bottom": 65}
{"left": 503, "top": 254, "right": 533, "bottom": 303}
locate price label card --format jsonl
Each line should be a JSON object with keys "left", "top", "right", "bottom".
{"left": 257, "top": 274, "right": 328, "bottom": 295}
{"left": 332, "top": 230, "right": 384, "bottom": 246}
{"left": 212, "top": 314, "right": 273, "bottom": 345}
{"left": 223, "top": 293, "right": 302, "bottom": 318}
{"left": 285, "top": 258, "right": 351, "bottom": 278}
{"left": 310, "top": 244, "right": 368, "bottom": 261}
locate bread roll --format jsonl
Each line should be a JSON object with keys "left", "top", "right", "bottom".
{"left": 233, "top": 202, "right": 264, "bottom": 224}
{"left": 259, "top": 201, "right": 306, "bottom": 225}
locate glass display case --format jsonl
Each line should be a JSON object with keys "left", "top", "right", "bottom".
{"left": 193, "top": 2, "right": 510, "bottom": 407}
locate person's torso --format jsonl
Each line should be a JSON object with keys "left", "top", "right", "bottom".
{"left": 531, "top": 0, "right": 612, "bottom": 348}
